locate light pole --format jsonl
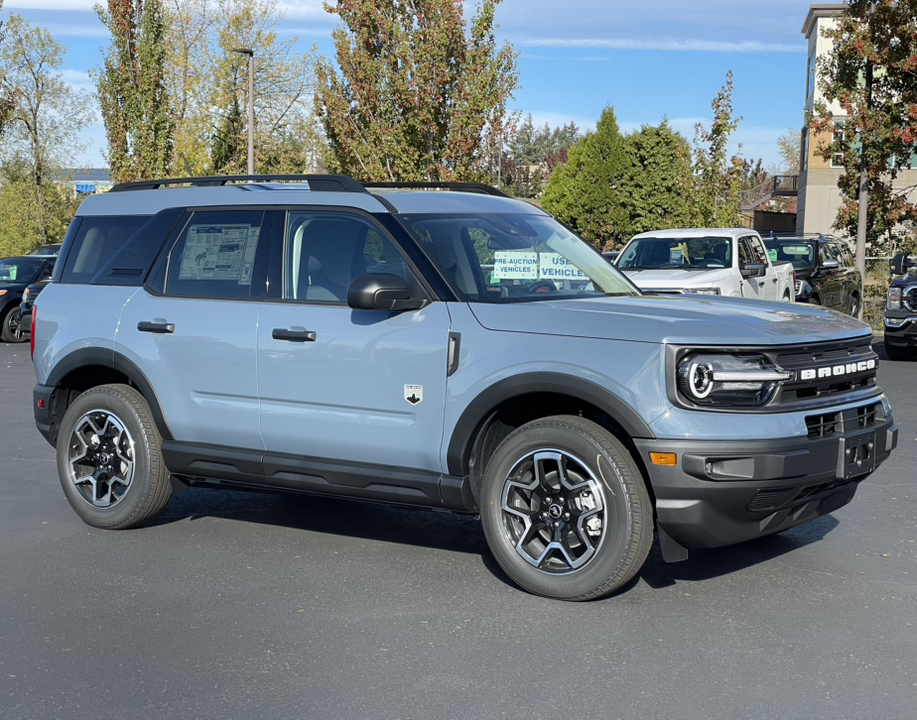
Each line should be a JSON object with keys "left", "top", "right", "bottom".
{"left": 232, "top": 47, "right": 255, "bottom": 176}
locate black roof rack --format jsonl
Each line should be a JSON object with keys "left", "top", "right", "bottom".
{"left": 766, "top": 231, "right": 836, "bottom": 240}
{"left": 361, "top": 181, "right": 509, "bottom": 197}
{"left": 109, "top": 174, "right": 368, "bottom": 194}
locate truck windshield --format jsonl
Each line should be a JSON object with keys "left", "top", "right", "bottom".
{"left": 395, "top": 213, "right": 640, "bottom": 302}
{"left": 763, "top": 240, "right": 816, "bottom": 270}
{"left": 618, "top": 236, "right": 732, "bottom": 270}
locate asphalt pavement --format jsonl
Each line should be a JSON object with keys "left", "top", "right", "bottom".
{"left": 0, "top": 339, "right": 914, "bottom": 720}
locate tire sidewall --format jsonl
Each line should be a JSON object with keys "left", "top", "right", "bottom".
{"left": 481, "top": 418, "right": 647, "bottom": 600}
{"left": 57, "top": 385, "right": 165, "bottom": 529}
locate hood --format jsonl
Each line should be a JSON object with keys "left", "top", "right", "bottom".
{"left": 621, "top": 267, "right": 733, "bottom": 289}
{"left": 468, "top": 294, "right": 870, "bottom": 346}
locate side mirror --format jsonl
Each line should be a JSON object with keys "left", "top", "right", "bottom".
{"left": 891, "top": 253, "right": 915, "bottom": 275}
{"left": 741, "top": 263, "right": 766, "bottom": 279}
{"left": 348, "top": 273, "right": 425, "bottom": 312}
{"left": 820, "top": 258, "right": 840, "bottom": 271}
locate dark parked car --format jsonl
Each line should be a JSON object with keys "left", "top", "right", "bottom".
{"left": 764, "top": 235, "right": 862, "bottom": 316}
{"left": 18, "top": 278, "right": 51, "bottom": 339}
{"left": 885, "top": 252, "right": 917, "bottom": 360}
{"left": 0, "top": 256, "right": 55, "bottom": 342}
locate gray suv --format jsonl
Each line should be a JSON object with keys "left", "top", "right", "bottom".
{"left": 31, "top": 175, "right": 897, "bottom": 600}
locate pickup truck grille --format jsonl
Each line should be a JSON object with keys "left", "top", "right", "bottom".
{"left": 771, "top": 337, "right": 879, "bottom": 410}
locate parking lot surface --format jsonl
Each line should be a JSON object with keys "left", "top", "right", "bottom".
{"left": 1, "top": 339, "right": 914, "bottom": 720}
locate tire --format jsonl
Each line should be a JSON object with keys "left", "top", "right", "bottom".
{"left": 480, "top": 415, "right": 653, "bottom": 601}
{"left": 1, "top": 305, "right": 25, "bottom": 343}
{"left": 809, "top": 296, "right": 821, "bottom": 306}
{"left": 782, "top": 291, "right": 791, "bottom": 302}
{"left": 56, "top": 384, "right": 173, "bottom": 529}
{"left": 848, "top": 294, "right": 860, "bottom": 318}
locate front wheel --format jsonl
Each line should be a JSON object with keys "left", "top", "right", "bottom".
{"left": 1, "top": 306, "right": 25, "bottom": 343}
{"left": 480, "top": 415, "right": 653, "bottom": 601}
{"left": 56, "top": 384, "right": 173, "bottom": 529}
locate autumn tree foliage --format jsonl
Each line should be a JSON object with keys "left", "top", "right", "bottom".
{"left": 96, "top": 0, "right": 173, "bottom": 183}
{"left": 316, "top": 0, "right": 519, "bottom": 182}
{"left": 812, "top": 0, "right": 917, "bottom": 254}
{"left": 0, "top": 0, "right": 17, "bottom": 139}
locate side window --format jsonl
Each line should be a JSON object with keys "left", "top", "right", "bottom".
{"left": 737, "top": 238, "right": 754, "bottom": 268}
{"left": 165, "top": 210, "right": 267, "bottom": 299}
{"left": 60, "top": 215, "right": 151, "bottom": 284}
{"left": 745, "top": 236, "right": 768, "bottom": 265}
{"left": 284, "top": 212, "right": 409, "bottom": 303}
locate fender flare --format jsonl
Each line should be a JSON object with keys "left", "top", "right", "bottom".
{"left": 446, "top": 372, "right": 655, "bottom": 477}
{"left": 46, "top": 347, "right": 174, "bottom": 440}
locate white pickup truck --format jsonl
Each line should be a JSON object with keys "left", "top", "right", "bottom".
{"left": 616, "top": 228, "right": 796, "bottom": 302}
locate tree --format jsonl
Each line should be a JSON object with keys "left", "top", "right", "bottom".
{"left": 501, "top": 114, "right": 579, "bottom": 197}
{"left": 541, "top": 107, "right": 630, "bottom": 249}
{"left": 96, "top": 0, "right": 173, "bottom": 183}
{"left": 693, "top": 71, "right": 744, "bottom": 227}
{"left": 812, "top": 0, "right": 917, "bottom": 257}
{"left": 617, "top": 121, "right": 699, "bottom": 240}
{"left": 0, "top": 0, "right": 18, "bottom": 139}
{"left": 165, "top": 0, "right": 323, "bottom": 176}
{"left": 316, "top": 0, "right": 519, "bottom": 183}
{"left": 776, "top": 128, "right": 801, "bottom": 174}
{"left": 0, "top": 14, "right": 90, "bottom": 246}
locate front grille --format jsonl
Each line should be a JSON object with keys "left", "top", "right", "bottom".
{"left": 905, "top": 286, "right": 917, "bottom": 313}
{"left": 746, "top": 477, "right": 859, "bottom": 514}
{"left": 805, "top": 401, "right": 882, "bottom": 439}
{"left": 771, "top": 337, "right": 879, "bottom": 410}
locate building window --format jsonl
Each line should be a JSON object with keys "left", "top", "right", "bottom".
{"left": 831, "top": 121, "right": 846, "bottom": 168}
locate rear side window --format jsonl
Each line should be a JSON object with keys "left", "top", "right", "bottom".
{"left": 165, "top": 209, "right": 269, "bottom": 299}
{"left": 60, "top": 215, "right": 151, "bottom": 284}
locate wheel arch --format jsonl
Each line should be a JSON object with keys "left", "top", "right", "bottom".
{"left": 44, "top": 348, "right": 172, "bottom": 445}
{"left": 446, "top": 373, "right": 655, "bottom": 499}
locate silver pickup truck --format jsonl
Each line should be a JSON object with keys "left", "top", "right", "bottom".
{"left": 617, "top": 228, "right": 796, "bottom": 301}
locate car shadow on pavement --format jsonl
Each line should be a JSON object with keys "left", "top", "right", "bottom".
{"left": 151, "top": 484, "right": 842, "bottom": 595}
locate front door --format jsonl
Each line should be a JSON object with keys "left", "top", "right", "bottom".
{"left": 256, "top": 210, "right": 451, "bottom": 476}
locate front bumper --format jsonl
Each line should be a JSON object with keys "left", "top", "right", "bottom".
{"left": 635, "top": 409, "right": 897, "bottom": 550}
{"left": 884, "top": 315, "right": 917, "bottom": 346}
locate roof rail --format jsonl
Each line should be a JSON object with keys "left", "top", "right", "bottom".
{"left": 362, "top": 181, "right": 509, "bottom": 197}
{"left": 766, "top": 231, "right": 835, "bottom": 240}
{"left": 108, "top": 174, "right": 368, "bottom": 194}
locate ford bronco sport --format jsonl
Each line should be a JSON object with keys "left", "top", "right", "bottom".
{"left": 31, "top": 175, "right": 898, "bottom": 600}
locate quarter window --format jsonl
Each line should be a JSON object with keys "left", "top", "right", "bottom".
{"left": 60, "top": 215, "right": 151, "bottom": 284}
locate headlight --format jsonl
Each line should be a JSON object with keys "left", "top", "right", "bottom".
{"left": 887, "top": 287, "right": 901, "bottom": 311}
{"left": 677, "top": 353, "right": 790, "bottom": 407}
{"left": 685, "top": 287, "right": 721, "bottom": 296}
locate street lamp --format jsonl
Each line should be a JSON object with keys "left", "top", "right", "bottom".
{"left": 232, "top": 47, "right": 255, "bottom": 176}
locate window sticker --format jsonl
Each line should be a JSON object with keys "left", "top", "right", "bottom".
{"left": 538, "top": 253, "right": 588, "bottom": 280}
{"left": 179, "top": 224, "right": 260, "bottom": 284}
{"left": 492, "top": 251, "right": 538, "bottom": 280}
{"left": 768, "top": 248, "right": 778, "bottom": 262}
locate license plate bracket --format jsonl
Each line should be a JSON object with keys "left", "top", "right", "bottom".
{"left": 837, "top": 430, "right": 877, "bottom": 480}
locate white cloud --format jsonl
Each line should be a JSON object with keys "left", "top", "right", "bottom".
{"left": 518, "top": 37, "right": 802, "bottom": 54}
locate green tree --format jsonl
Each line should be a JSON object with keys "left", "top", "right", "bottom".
{"left": 693, "top": 71, "right": 744, "bottom": 227}
{"left": 502, "top": 113, "right": 579, "bottom": 197}
{"left": 96, "top": 0, "right": 173, "bottom": 183}
{"left": 165, "top": 0, "right": 322, "bottom": 176}
{"left": 0, "top": 14, "right": 90, "bottom": 246}
{"left": 316, "top": 0, "right": 519, "bottom": 182}
{"left": 618, "top": 121, "right": 699, "bottom": 240}
{"left": 0, "top": 0, "right": 18, "bottom": 139}
{"left": 812, "top": 0, "right": 917, "bottom": 256}
{"left": 542, "top": 106, "right": 630, "bottom": 249}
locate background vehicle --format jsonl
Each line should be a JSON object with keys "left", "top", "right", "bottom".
{"left": 885, "top": 252, "right": 917, "bottom": 360}
{"left": 18, "top": 278, "right": 51, "bottom": 338}
{"left": 31, "top": 175, "right": 895, "bottom": 601}
{"left": 0, "top": 256, "right": 55, "bottom": 342}
{"left": 764, "top": 234, "right": 861, "bottom": 316}
{"left": 617, "top": 228, "right": 795, "bottom": 301}
{"left": 28, "top": 244, "right": 62, "bottom": 256}
{"left": 602, "top": 251, "right": 619, "bottom": 263}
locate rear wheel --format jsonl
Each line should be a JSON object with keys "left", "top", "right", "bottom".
{"left": 848, "top": 294, "right": 860, "bottom": 318}
{"left": 57, "top": 384, "right": 173, "bottom": 529}
{"left": 480, "top": 415, "right": 653, "bottom": 601}
{"left": 1, "top": 305, "right": 24, "bottom": 343}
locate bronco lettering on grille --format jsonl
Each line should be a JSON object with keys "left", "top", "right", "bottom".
{"left": 798, "top": 359, "right": 877, "bottom": 381}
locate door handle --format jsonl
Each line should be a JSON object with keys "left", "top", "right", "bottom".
{"left": 138, "top": 321, "right": 175, "bottom": 334}
{"left": 771, "top": 278, "right": 778, "bottom": 283}
{"left": 272, "top": 327, "right": 317, "bottom": 342}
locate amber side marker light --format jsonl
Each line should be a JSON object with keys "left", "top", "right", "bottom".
{"left": 650, "top": 452, "right": 677, "bottom": 466}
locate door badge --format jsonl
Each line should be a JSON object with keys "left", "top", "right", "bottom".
{"left": 404, "top": 385, "right": 423, "bottom": 406}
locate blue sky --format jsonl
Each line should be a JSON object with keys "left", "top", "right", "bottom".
{"left": 1, "top": 0, "right": 816, "bottom": 170}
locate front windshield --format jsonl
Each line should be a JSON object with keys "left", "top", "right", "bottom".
{"left": 617, "top": 236, "right": 732, "bottom": 270}
{"left": 0, "top": 258, "right": 43, "bottom": 283}
{"left": 764, "top": 240, "right": 816, "bottom": 270}
{"left": 395, "top": 213, "right": 640, "bottom": 302}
